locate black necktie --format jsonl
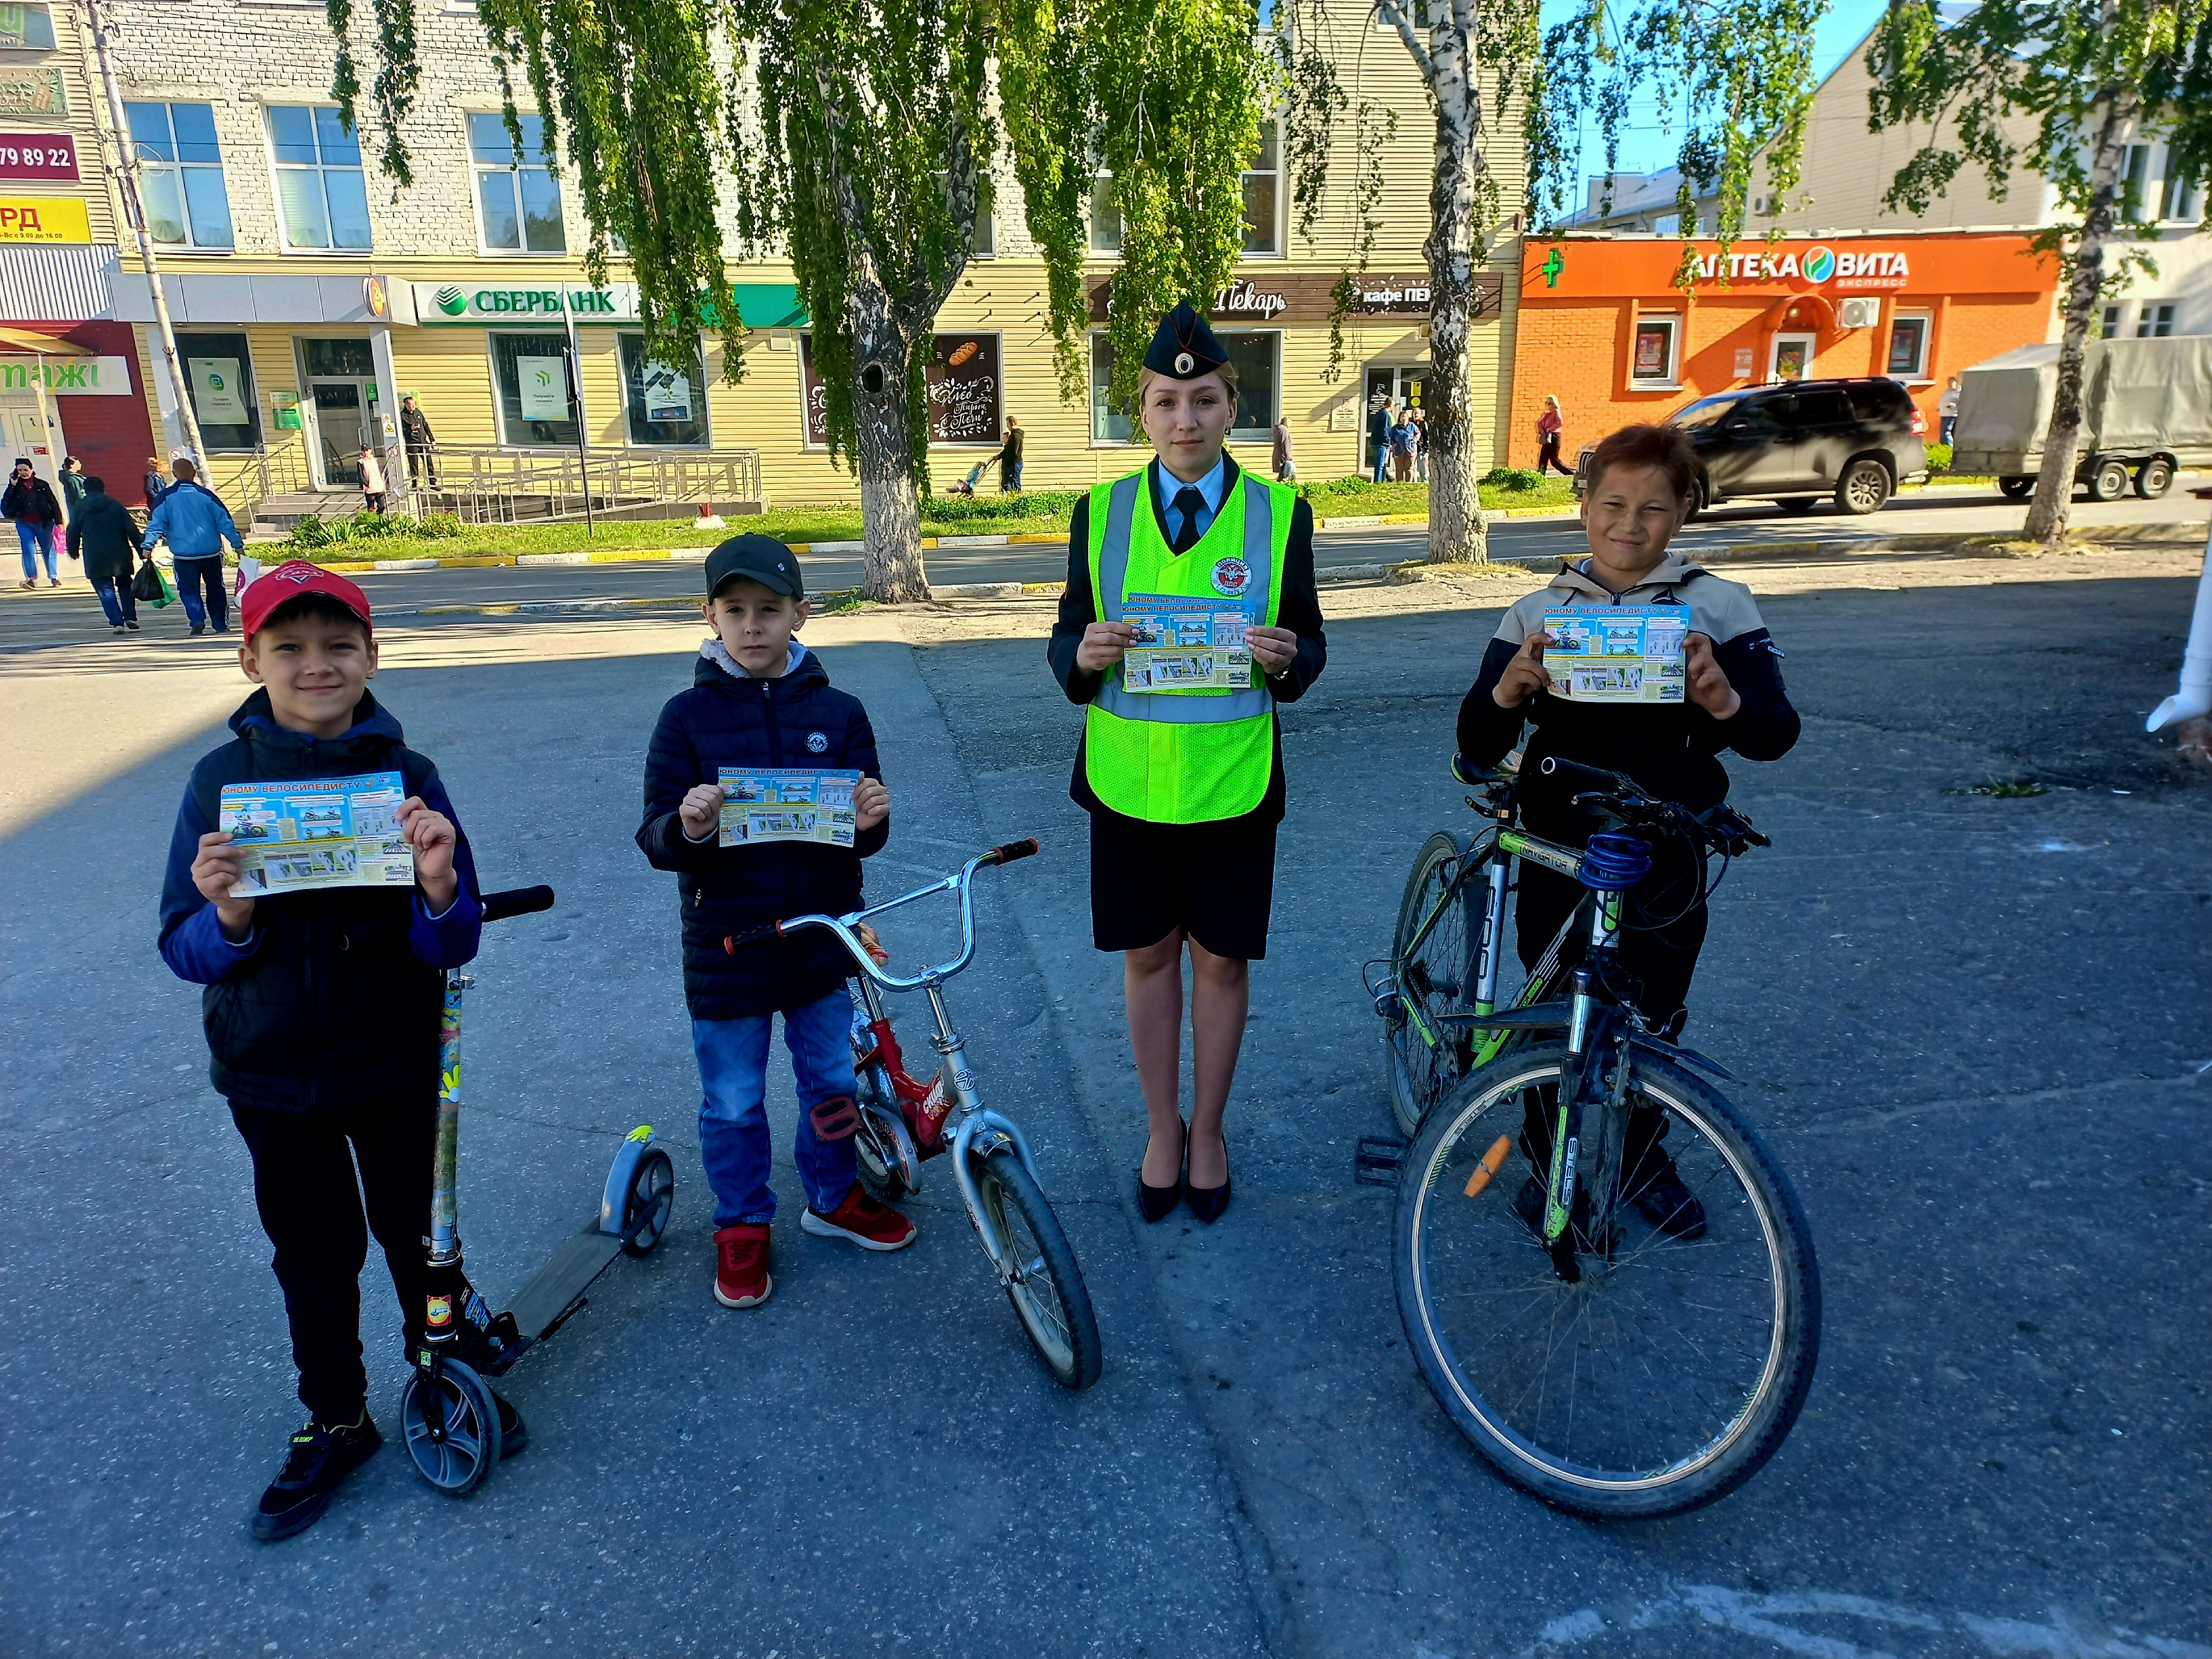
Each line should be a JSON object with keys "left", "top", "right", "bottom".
{"left": 1170, "top": 486, "right": 1206, "bottom": 554}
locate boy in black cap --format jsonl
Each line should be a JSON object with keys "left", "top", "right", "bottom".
{"left": 636, "top": 535, "right": 906, "bottom": 1311}
{"left": 1047, "top": 301, "right": 1327, "bottom": 1226}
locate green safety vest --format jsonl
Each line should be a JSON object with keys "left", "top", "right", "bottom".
{"left": 1084, "top": 463, "right": 1294, "bottom": 824}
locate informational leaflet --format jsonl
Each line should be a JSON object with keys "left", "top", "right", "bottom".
{"left": 1541, "top": 604, "right": 1691, "bottom": 703}
{"left": 218, "top": 770, "right": 415, "bottom": 896}
{"left": 717, "top": 767, "right": 862, "bottom": 848}
{"left": 1121, "top": 594, "right": 1255, "bottom": 692}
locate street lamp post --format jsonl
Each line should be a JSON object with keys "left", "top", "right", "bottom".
{"left": 82, "top": 0, "right": 207, "bottom": 475}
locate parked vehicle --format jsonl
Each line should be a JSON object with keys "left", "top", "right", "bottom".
{"left": 1575, "top": 376, "right": 1929, "bottom": 517}
{"left": 1955, "top": 335, "right": 2212, "bottom": 503}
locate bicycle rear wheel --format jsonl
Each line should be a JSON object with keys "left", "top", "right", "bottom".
{"left": 972, "top": 1145, "right": 1102, "bottom": 1390}
{"left": 1393, "top": 1042, "right": 1820, "bottom": 1518}
{"left": 1385, "top": 833, "right": 1479, "bottom": 1139}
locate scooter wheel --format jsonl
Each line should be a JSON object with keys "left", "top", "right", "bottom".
{"left": 622, "top": 1148, "right": 676, "bottom": 1257}
{"left": 400, "top": 1359, "right": 503, "bottom": 1495}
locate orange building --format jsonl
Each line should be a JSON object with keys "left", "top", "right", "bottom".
{"left": 1508, "top": 232, "right": 2060, "bottom": 468}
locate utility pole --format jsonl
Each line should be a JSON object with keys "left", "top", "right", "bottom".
{"left": 82, "top": 0, "right": 207, "bottom": 473}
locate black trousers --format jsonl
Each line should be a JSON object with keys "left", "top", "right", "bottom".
{"left": 1513, "top": 841, "right": 1709, "bottom": 1185}
{"left": 406, "top": 444, "right": 437, "bottom": 486}
{"left": 230, "top": 1088, "right": 436, "bottom": 1424}
{"left": 1537, "top": 435, "right": 1570, "bottom": 476}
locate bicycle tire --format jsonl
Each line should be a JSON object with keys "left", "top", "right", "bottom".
{"left": 1385, "top": 832, "right": 1479, "bottom": 1139}
{"left": 972, "top": 1145, "right": 1103, "bottom": 1390}
{"left": 1393, "top": 1042, "right": 1819, "bottom": 1518}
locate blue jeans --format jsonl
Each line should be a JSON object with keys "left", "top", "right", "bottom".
{"left": 16, "top": 520, "right": 55, "bottom": 581}
{"left": 92, "top": 574, "right": 136, "bottom": 625}
{"left": 1372, "top": 448, "right": 1390, "bottom": 484}
{"left": 693, "top": 987, "right": 860, "bottom": 1228}
{"left": 1001, "top": 461, "right": 1022, "bottom": 493}
{"left": 174, "top": 554, "right": 227, "bottom": 630}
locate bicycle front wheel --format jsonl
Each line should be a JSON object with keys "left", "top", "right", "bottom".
{"left": 1393, "top": 1043, "right": 1820, "bottom": 1518}
{"left": 1385, "top": 832, "right": 1478, "bottom": 1139}
{"left": 972, "top": 1145, "right": 1103, "bottom": 1390}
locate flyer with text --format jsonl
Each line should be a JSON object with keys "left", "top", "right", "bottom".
{"left": 218, "top": 771, "right": 415, "bottom": 896}
{"left": 1121, "top": 593, "right": 1254, "bottom": 692}
{"left": 1540, "top": 605, "right": 1691, "bottom": 702}
{"left": 717, "top": 767, "right": 862, "bottom": 848}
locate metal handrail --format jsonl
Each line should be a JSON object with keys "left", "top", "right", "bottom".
{"left": 410, "top": 445, "right": 763, "bottom": 525}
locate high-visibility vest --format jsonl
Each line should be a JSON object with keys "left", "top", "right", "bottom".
{"left": 1084, "top": 463, "right": 1294, "bottom": 824}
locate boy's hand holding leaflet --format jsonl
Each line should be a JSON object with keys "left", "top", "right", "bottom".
{"left": 1493, "top": 630, "right": 1554, "bottom": 709}
{"left": 1683, "top": 633, "right": 1741, "bottom": 719}
{"left": 396, "top": 796, "right": 459, "bottom": 911}
{"left": 679, "top": 783, "right": 726, "bottom": 840}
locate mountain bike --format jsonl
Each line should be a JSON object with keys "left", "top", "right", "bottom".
{"left": 1376, "top": 756, "right": 1820, "bottom": 1517}
{"left": 725, "top": 839, "right": 1103, "bottom": 1391}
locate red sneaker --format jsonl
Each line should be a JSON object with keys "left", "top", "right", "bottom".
{"left": 800, "top": 1186, "right": 917, "bottom": 1252}
{"left": 713, "top": 1223, "right": 773, "bottom": 1308}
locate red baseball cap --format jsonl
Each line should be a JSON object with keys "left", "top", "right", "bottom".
{"left": 240, "top": 561, "right": 375, "bottom": 640}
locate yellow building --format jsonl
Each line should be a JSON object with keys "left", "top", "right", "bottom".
{"left": 59, "top": 0, "right": 1520, "bottom": 520}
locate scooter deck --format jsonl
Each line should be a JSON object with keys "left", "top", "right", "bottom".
{"left": 504, "top": 1222, "right": 625, "bottom": 1343}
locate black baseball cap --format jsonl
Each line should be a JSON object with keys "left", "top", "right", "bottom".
{"left": 704, "top": 534, "right": 805, "bottom": 600}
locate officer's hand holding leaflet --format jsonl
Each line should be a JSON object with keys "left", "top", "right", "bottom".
{"left": 1077, "top": 619, "right": 1137, "bottom": 671}
{"left": 1245, "top": 624, "right": 1299, "bottom": 675}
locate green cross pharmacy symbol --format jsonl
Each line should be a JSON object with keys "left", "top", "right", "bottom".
{"left": 1541, "top": 247, "right": 1565, "bottom": 288}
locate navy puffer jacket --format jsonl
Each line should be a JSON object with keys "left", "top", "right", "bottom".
{"left": 637, "top": 640, "right": 888, "bottom": 1020}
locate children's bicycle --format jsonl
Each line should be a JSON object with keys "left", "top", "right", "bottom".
{"left": 725, "top": 839, "right": 1104, "bottom": 1391}
{"left": 1372, "top": 756, "right": 1820, "bottom": 1517}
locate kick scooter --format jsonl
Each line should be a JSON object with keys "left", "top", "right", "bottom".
{"left": 725, "top": 839, "right": 1103, "bottom": 1390}
{"left": 401, "top": 884, "right": 677, "bottom": 1494}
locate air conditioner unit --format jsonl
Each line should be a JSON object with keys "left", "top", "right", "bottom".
{"left": 1838, "top": 298, "right": 1881, "bottom": 330}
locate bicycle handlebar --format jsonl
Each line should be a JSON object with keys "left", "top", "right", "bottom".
{"left": 1536, "top": 756, "right": 1771, "bottom": 855}
{"left": 481, "top": 885, "right": 555, "bottom": 923}
{"left": 722, "top": 838, "right": 1040, "bottom": 990}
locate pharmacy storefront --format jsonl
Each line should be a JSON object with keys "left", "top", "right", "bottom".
{"left": 1507, "top": 231, "right": 2059, "bottom": 470}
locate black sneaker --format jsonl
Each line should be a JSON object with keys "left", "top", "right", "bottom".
{"left": 1630, "top": 1163, "right": 1708, "bottom": 1239}
{"left": 189, "top": 623, "right": 205, "bottom": 637}
{"left": 251, "top": 1410, "right": 382, "bottom": 1541}
{"left": 493, "top": 1390, "right": 528, "bottom": 1460}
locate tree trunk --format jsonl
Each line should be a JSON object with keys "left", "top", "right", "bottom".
{"left": 849, "top": 274, "right": 930, "bottom": 603}
{"left": 1405, "top": 3, "right": 1487, "bottom": 563}
{"left": 2025, "top": 97, "right": 2134, "bottom": 548}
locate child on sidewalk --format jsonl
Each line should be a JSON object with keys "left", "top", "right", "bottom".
{"left": 157, "top": 562, "right": 503, "bottom": 1542}
{"left": 636, "top": 535, "right": 911, "bottom": 1311}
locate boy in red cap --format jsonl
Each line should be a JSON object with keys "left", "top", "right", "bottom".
{"left": 157, "top": 561, "right": 507, "bottom": 1541}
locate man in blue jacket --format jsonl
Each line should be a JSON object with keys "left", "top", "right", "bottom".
{"left": 142, "top": 456, "right": 245, "bottom": 635}
{"left": 636, "top": 535, "right": 906, "bottom": 1313}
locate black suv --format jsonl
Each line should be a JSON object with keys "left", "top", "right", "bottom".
{"left": 1575, "top": 377, "right": 1930, "bottom": 517}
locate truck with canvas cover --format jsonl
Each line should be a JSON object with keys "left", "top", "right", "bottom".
{"left": 1953, "top": 336, "right": 2212, "bottom": 503}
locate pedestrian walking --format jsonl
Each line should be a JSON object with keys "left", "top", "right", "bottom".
{"left": 1390, "top": 408, "right": 1418, "bottom": 482}
{"left": 1939, "top": 376, "right": 1961, "bottom": 447}
{"left": 5, "top": 457, "right": 63, "bottom": 588}
{"left": 400, "top": 395, "right": 438, "bottom": 488}
{"left": 1410, "top": 408, "right": 1428, "bottom": 484}
{"left": 359, "top": 444, "right": 388, "bottom": 514}
{"left": 64, "top": 475, "right": 143, "bottom": 633}
{"left": 141, "top": 457, "right": 245, "bottom": 635}
{"left": 60, "top": 454, "right": 87, "bottom": 516}
{"left": 143, "top": 455, "right": 172, "bottom": 510}
{"left": 1271, "top": 414, "right": 1297, "bottom": 483}
{"left": 1536, "top": 395, "right": 1571, "bottom": 476}
{"left": 995, "top": 415, "right": 1024, "bottom": 493}
{"left": 1048, "top": 301, "right": 1328, "bottom": 1226}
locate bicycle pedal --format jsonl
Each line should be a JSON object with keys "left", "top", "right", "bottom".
{"left": 808, "top": 1096, "right": 861, "bottom": 1141}
{"left": 1354, "top": 1135, "right": 1407, "bottom": 1186}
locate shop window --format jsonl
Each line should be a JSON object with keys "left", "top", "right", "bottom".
{"left": 1089, "top": 173, "right": 1121, "bottom": 254}
{"left": 0, "top": 6, "right": 57, "bottom": 48}
{"left": 970, "top": 173, "right": 995, "bottom": 257}
{"left": 2120, "top": 144, "right": 2152, "bottom": 218}
{"left": 2161, "top": 170, "right": 2202, "bottom": 222}
{"left": 1886, "top": 312, "right": 1932, "bottom": 381}
{"left": 1243, "top": 121, "right": 1279, "bottom": 255}
{"left": 618, "top": 333, "right": 709, "bottom": 447}
{"left": 176, "top": 330, "right": 260, "bottom": 451}
{"left": 2136, "top": 303, "right": 2176, "bottom": 338}
{"left": 2099, "top": 303, "right": 2123, "bottom": 339}
{"left": 304, "top": 338, "right": 375, "bottom": 377}
{"left": 267, "top": 105, "right": 372, "bottom": 252}
{"left": 470, "top": 112, "right": 565, "bottom": 254}
{"left": 490, "top": 332, "right": 578, "bottom": 447}
{"left": 125, "top": 102, "right": 234, "bottom": 249}
{"left": 1629, "top": 315, "right": 1680, "bottom": 386}
{"left": 1089, "top": 331, "right": 1276, "bottom": 444}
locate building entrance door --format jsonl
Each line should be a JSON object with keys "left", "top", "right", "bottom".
{"left": 1769, "top": 333, "right": 1816, "bottom": 383}
{"left": 0, "top": 403, "right": 61, "bottom": 493}
{"left": 1363, "top": 366, "right": 1429, "bottom": 476}
{"left": 298, "top": 337, "right": 381, "bottom": 490}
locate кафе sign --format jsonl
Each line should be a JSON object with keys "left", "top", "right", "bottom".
{"left": 1089, "top": 271, "right": 1504, "bottom": 323}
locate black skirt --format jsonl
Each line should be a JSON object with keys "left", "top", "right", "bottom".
{"left": 1088, "top": 808, "right": 1278, "bottom": 960}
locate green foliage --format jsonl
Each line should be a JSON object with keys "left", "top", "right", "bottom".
{"left": 283, "top": 510, "right": 463, "bottom": 550}
{"left": 923, "top": 488, "right": 1085, "bottom": 523}
{"left": 1925, "top": 441, "right": 1953, "bottom": 473}
{"left": 1480, "top": 467, "right": 1542, "bottom": 490}
{"left": 1526, "top": 0, "right": 1828, "bottom": 266}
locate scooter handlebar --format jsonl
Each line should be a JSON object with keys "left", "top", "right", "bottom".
{"left": 480, "top": 885, "right": 556, "bottom": 923}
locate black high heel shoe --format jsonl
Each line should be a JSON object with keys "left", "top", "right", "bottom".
{"left": 1185, "top": 1129, "right": 1231, "bottom": 1223}
{"left": 1138, "top": 1118, "right": 1187, "bottom": 1223}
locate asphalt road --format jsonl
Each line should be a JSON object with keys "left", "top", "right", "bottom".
{"left": 1, "top": 558, "right": 2206, "bottom": 1657}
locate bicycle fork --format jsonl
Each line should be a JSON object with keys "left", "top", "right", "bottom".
{"left": 1542, "top": 891, "right": 1628, "bottom": 1283}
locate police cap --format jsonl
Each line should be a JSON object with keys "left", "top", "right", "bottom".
{"left": 1143, "top": 301, "right": 1229, "bottom": 381}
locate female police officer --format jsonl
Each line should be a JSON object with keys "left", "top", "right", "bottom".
{"left": 1047, "top": 303, "right": 1327, "bottom": 1223}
